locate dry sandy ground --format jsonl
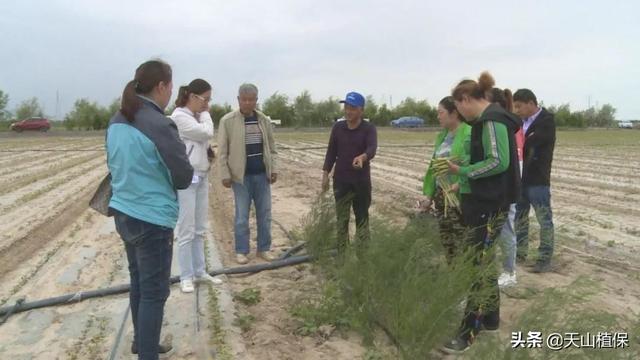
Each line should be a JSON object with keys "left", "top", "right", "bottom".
{"left": 0, "top": 131, "right": 638, "bottom": 359}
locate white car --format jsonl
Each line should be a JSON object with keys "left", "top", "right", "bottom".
{"left": 269, "top": 118, "right": 281, "bottom": 127}
{"left": 618, "top": 121, "right": 633, "bottom": 129}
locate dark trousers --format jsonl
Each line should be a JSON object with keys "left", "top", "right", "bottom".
{"left": 433, "top": 187, "right": 465, "bottom": 264}
{"left": 114, "top": 211, "right": 173, "bottom": 360}
{"left": 516, "top": 185, "right": 555, "bottom": 263}
{"left": 333, "top": 179, "right": 372, "bottom": 253}
{"left": 459, "top": 196, "right": 507, "bottom": 340}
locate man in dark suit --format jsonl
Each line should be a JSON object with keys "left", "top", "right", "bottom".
{"left": 513, "top": 89, "right": 556, "bottom": 273}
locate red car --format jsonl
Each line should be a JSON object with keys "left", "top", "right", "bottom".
{"left": 10, "top": 117, "right": 51, "bottom": 132}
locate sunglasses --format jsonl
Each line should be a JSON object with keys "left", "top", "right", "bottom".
{"left": 193, "top": 94, "right": 211, "bottom": 103}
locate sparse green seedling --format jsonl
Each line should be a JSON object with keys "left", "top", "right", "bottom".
{"left": 295, "top": 195, "right": 496, "bottom": 359}
{"left": 234, "top": 288, "right": 261, "bottom": 306}
{"left": 205, "top": 285, "right": 233, "bottom": 360}
{"left": 233, "top": 312, "right": 255, "bottom": 333}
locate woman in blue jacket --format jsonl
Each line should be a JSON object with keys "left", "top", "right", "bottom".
{"left": 106, "top": 59, "right": 193, "bottom": 360}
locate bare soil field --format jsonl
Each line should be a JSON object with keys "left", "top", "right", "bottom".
{"left": 0, "top": 128, "right": 638, "bottom": 359}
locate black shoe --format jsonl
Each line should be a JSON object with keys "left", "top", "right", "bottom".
{"left": 131, "top": 342, "right": 174, "bottom": 355}
{"left": 481, "top": 311, "right": 500, "bottom": 332}
{"left": 441, "top": 335, "right": 471, "bottom": 355}
{"left": 532, "top": 261, "right": 552, "bottom": 273}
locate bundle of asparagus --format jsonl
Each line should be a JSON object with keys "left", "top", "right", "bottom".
{"left": 438, "top": 180, "right": 459, "bottom": 218}
{"left": 431, "top": 157, "right": 461, "bottom": 218}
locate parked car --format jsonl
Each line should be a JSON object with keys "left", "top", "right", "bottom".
{"left": 10, "top": 117, "right": 51, "bottom": 132}
{"left": 269, "top": 118, "right": 282, "bottom": 127}
{"left": 618, "top": 121, "right": 633, "bottom": 129}
{"left": 391, "top": 116, "right": 424, "bottom": 128}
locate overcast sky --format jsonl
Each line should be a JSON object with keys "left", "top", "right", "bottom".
{"left": 1, "top": 0, "right": 638, "bottom": 119}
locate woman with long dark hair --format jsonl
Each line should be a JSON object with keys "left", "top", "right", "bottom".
{"left": 170, "top": 79, "right": 222, "bottom": 293}
{"left": 107, "top": 59, "right": 193, "bottom": 359}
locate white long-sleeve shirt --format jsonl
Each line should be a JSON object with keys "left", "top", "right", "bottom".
{"left": 170, "top": 107, "right": 214, "bottom": 173}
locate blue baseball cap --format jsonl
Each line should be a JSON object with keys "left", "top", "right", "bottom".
{"left": 339, "top": 91, "right": 365, "bottom": 108}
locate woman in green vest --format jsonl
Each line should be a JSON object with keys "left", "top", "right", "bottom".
{"left": 418, "top": 96, "right": 471, "bottom": 263}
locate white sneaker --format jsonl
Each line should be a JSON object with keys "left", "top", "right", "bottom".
{"left": 180, "top": 279, "right": 194, "bottom": 293}
{"left": 236, "top": 254, "right": 249, "bottom": 265}
{"left": 257, "top": 251, "right": 277, "bottom": 262}
{"left": 195, "top": 273, "right": 223, "bottom": 285}
{"left": 498, "top": 272, "right": 517, "bottom": 288}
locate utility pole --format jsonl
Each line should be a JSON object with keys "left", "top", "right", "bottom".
{"left": 55, "top": 90, "right": 60, "bottom": 121}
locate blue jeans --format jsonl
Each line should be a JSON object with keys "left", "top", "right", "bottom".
{"left": 497, "top": 203, "right": 517, "bottom": 273}
{"left": 232, "top": 173, "right": 272, "bottom": 254}
{"left": 516, "top": 186, "right": 555, "bottom": 263}
{"left": 114, "top": 211, "right": 173, "bottom": 360}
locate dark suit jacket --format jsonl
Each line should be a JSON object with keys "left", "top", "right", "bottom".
{"left": 522, "top": 108, "right": 556, "bottom": 186}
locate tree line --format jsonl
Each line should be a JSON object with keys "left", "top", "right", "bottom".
{"left": 0, "top": 88, "right": 621, "bottom": 130}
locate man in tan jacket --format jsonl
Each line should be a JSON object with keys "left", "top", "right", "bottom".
{"left": 218, "top": 83, "right": 278, "bottom": 264}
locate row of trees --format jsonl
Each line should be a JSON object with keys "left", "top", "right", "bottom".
{"left": 546, "top": 103, "right": 617, "bottom": 128}
{"left": 0, "top": 91, "right": 45, "bottom": 122}
{"left": 264, "top": 91, "right": 620, "bottom": 128}
{"left": 261, "top": 91, "right": 439, "bottom": 127}
{"left": 0, "top": 88, "right": 621, "bottom": 130}
{"left": 0, "top": 89, "right": 442, "bottom": 130}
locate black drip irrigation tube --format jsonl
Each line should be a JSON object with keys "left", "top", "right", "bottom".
{"left": 272, "top": 218, "right": 307, "bottom": 260}
{"left": 280, "top": 242, "right": 306, "bottom": 259}
{"left": 0, "top": 253, "right": 313, "bottom": 323}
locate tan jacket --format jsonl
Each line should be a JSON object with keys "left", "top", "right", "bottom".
{"left": 218, "top": 109, "right": 277, "bottom": 183}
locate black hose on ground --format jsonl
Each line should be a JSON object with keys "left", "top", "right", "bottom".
{"left": 280, "top": 242, "right": 306, "bottom": 259}
{"left": 0, "top": 298, "right": 24, "bottom": 326}
{"left": 0, "top": 254, "right": 313, "bottom": 321}
{"left": 272, "top": 219, "right": 307, "bottom": 259}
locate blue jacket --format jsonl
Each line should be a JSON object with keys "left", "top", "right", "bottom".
{"left": 106, "top": 97, "right": 194, "bottom": 228}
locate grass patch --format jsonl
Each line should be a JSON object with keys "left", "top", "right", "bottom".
{"left": 205, "top": 285, "right": 233, "bottom": 360}
{"left": 233, "top": 288, "right": 262, "bottom": 306}
{"left": 292, "top": 194, "right": 639, "bottom": 358}
{"left": 469, "top": 277, "right": 639, "bottom": 359}
{"left": 290, "top": 280, "right": 351, "bottom": 337}
{"left": 294, "top": 194, "right": 495, "bottom": 358}
{"left": 556, "top": 129, "right": 640, "bottom": 147}
{"left": 202, "top": 238, "right": 233, "bottom": 359}
{"left": 233, "top": 312, "right": 256, "bottom": 333}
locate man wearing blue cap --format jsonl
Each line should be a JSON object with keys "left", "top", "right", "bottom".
{"left": 322, "top": 91, "right": 377, "bottom": 254}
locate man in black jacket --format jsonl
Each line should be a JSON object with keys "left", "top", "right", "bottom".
{"left": 513, "top": 89, "right": 556, "bottom": 273}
